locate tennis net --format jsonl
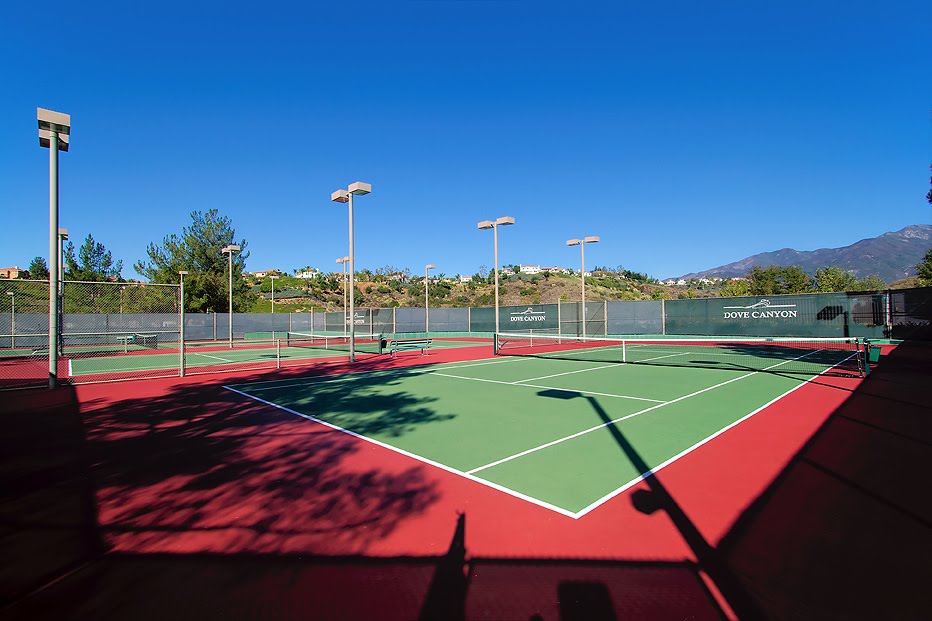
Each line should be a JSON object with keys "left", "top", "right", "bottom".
{"left": 494, "top": 332, "right": 865, "bottom": 377}
{"left": 283, "top": 332, "right": 383, "bottom": 355}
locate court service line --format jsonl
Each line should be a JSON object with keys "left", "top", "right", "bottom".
{"left": 465, "top": 371, "right": 757, "bottom": 475}
{"left": 514, "top": 363, "right": 626, "bottom": 384}
{"left": 222, "top": 385, "right": 578, "bottom": 519}
{"left": 431, "top": 372, "right": 667, "bottom": 403}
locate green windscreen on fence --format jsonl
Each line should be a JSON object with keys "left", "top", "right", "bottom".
{"left": 664, "top": 292, "right": 886, "bottom": 338}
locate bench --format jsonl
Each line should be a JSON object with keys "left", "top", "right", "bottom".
{"left": 386, "top": 338, "right": 432, "bottom": 357}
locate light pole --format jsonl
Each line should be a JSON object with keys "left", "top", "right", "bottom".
{"left": 269, "top": 274, "right": 279, "bottom": 314}
{"left": 477, "top": 216, "right": 515, "bottom": 337}
{"left": 425, "top": 264, "right": 436, "bottom": 333}
{"left": 38, "top": 107, "right": 70, "bottom": 389}
{"left": 178, "top": 270, "right": 188, "bottom": 376}
{"left": 336, "top": 256, "right": 349, "bottom": 336}
{"left": 221, "top": 244, "right": 241, "bottom": 348}
{"left": 566, "top": 236, "right": 600, "bottom": 338}
{"left": 57, "top": 228, "right": 68, "bottom": 356}
{"left": 331, "top": 182, "right": 372, "bottom": 362}
{"left": 6, "top": 291, "right": 13, "bottom": 350}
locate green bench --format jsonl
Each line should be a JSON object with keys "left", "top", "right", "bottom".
{"left": 386, "top": 338, "right": 432, "bottom": 357}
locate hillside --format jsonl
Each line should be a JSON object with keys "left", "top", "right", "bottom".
{"left": 675, "top": 225, "right": 931, "bottom": 283}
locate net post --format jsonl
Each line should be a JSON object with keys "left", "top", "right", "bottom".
{"left": 493, "top": 333, "right": 499, "bottom": 355}
{"left": 276, "top": 338, "right": 281, "bottom": 369}
{"left": 861, "top": 339, "right": 868, "bottom": 377}
{"left": 622, "top": 340, "right": 627, "bottom": 363}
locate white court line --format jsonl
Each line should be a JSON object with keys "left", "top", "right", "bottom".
{"left": 465, "top": 371, "right": 756, "bottom": 475}
{"left": 431, "top": 373, "right": 667, "bottom": 403}
{"left": 466, "top": 347, "right": 827, "bottom": 477}
{"left": 189, "top": 352, "right": 236, "bottom": 363}
{"left": 222, "top": 384, "right": 578, "bottom": 519}
{"left": 574, "top": 348, "right": 858, "bottom": 518}
{"left": 232, "top": 356, "right": 521, "bottom": 391}
{"left": 514, "top": 363, "right": 621, "bottom": 384}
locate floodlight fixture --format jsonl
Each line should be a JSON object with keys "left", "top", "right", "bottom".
{"left": 220, "top": 245, "right": 241, "bottom": 347}
{"left": 566, "top": 234, "right": 600, "bottom": 338}
{"left": 477, "top": 216, "right": 517, "bottom": 337}
{"left": 331, "top": 182, "right": 372, "bottom": 360}
{"left": 38, "top": 107, "right": 70, "bottom": 388}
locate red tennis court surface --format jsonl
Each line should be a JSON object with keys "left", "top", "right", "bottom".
{"left": 1, "top": 341, "right": 929, "bottom": 620}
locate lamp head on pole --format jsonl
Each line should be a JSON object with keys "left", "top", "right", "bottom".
{"left": 336, "top": 257, "right": 347, "bottom": 264}
{"left": 426, "top": 264, "right": 436, "bottom": 270}
{"left": 584, "top": 236, "right": 600, "bottom": 244}
{"left": 495, "top": 216, "right": 515, "bottom": 226}
{"left": 566, "top": 239, "right": 581, "bottom": 246}
{"left": 331, "top": 189, "right": 350, "bottom": 203}
{"left": 58, "top": 228, "right": 68, "bottom": 240}
{"left": 348, "top": 181, "right": 372, "bottom": 195}
{"left": 221, "top": 244, "right": 241, "bottom": 255}
{"left": 477, "top": 220, "right": 494, "bottom": 230}
{"left": 37, "top": 108, "right": 71, "bottom": 151}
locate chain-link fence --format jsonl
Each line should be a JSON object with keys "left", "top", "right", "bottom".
{"left": 0, "top": 279, "right": 51, "bottom": 389}
{"left": 2, "top": 283, "right": 928, "bottom": 390}
{"left": 62, "top": 281, "right": 181, "bottom": 383}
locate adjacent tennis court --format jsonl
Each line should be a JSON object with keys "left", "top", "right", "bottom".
{"left": 66, "top": 333, "right": 486, "bottom": 376}
{"left": 225, "top": 344, "right": 845, "bottom": 517}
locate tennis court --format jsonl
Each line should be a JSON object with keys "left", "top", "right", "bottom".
{"left": 66, "top": 334, "right": 487, "bottom": 377}
{"left": 225, "top": 339, "right": 855, "bottom": 517}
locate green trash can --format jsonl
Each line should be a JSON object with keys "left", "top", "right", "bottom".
{"left": 868, "top": 345, "right": 881, "bottom": 364}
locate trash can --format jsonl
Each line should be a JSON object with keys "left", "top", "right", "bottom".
{"left": 868, "top": 345, "right": 881, "bottom": 364}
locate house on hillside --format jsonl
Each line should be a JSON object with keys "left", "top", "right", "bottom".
{"left": 249, "top": 269, "right": 284, "bottom": 279}
{"left": 519, "top": 265, "right": 541, "bottom": 275}
{"left": 0, "top": 267, "right": 27, "bottom": 279}
{"left": 295, "top": 269, "right": 320, "bottom": 279}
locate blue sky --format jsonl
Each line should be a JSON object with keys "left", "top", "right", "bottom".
{"left": 1, "top": 1, "right": 929, "bottom": 280}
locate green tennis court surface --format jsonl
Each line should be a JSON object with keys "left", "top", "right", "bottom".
{"left": 67, "top": 337, "right": 487, "bottom": 376}
{"left": 225, "top": 355, "right": 821, "bottom": 517}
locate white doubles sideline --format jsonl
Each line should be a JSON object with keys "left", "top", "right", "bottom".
{"left": 223, "top": 351, "right": 826, "bottom": 518}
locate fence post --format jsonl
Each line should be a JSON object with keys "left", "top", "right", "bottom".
{"left": 213, "top": 311, "right": 217, "bottom": 341}
{"left": 603, "top": 301, "right": 608, "bottom": 335}
{"left": 661, "top": 299, "right": 666, "bottom": 335}
{"left": 557, "top": 299, "right": 561, "bottom": 335}
{"left": 179, "top": 290, "right": 185, "bottom": 377}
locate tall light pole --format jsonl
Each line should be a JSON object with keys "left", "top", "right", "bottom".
{"left": 269, "top": 274, "right": 279, "bottom": 315}
{"left": 38, "top": 107, "right": 70, "bottom": 389}
{"left": 331, "top": 182, "right": 372, "bottom": 362}
{"left": 6, "top": 291, "right": 13, "bottom": 350}
{"left": 478, "top": 216, "right": 515, "bottom": 337}
{"left": 178, "top": 271, "right": 188, "bottom": 376}
{"left": 336, "top": 256, "right": 349, "bottom": 336}
{"left": 221, "top": 244, "right": 241, "bottom": 348}
{"left": 425, "top": 264, "right": 436, "bottom": 333}
{"left": 566, "top": 236, "right": 600, "bottom": 338}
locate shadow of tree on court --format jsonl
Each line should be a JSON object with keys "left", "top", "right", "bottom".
{"left": 73, "top": 364, "right": 454, "bottom": 555}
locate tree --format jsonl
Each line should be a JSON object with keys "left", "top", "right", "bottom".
{"left": 857, "top": 275, "right": 886, "bottom": 291}
{"left": 917, "top": 248, "right": 932, "bottom": 286}
{"left": 64, "top": 234, "right": 123, "bottom": 281}
{"left": 721, "top": 279, "right": 751, "bottom": 297}
{"left": 815, "top": 266, "right": 858, "bottom": 292}
{"left": 748, "top": 266, "right": 813, "bottom": 295}
{"left": 27, "top": 256, "right": 49, "bottom": 279}
{"left": 134, "top": 209, "right": 252, "bottom": 312}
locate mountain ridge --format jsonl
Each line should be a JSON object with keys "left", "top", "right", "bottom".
{"left": 673, "top": 224, "right": 931, "bottom": 283}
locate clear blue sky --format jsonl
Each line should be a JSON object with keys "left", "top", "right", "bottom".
{"left": 1, "top": 0, "right": 929, "bottom": 280}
